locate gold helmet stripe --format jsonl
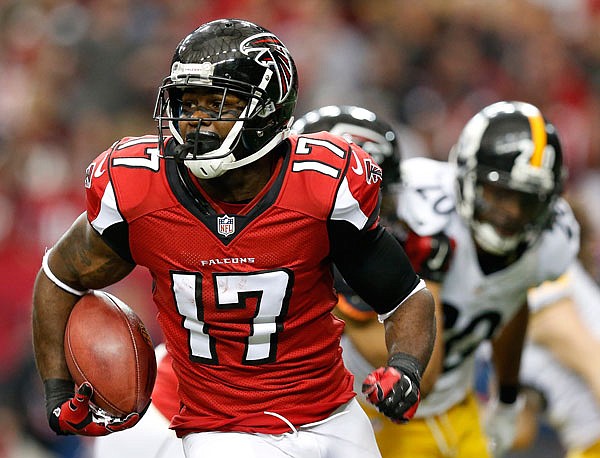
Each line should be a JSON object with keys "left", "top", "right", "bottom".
{"left": 528, "top": 112, "right": 547, "bottom": 167}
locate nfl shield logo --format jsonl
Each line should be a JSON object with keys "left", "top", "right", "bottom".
{"left": 217, "top": 215, "right": 235, "bottom": 237}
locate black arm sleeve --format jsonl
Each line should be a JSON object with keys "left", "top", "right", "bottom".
{"left": 97, "top": 221, "right": 135, "bottom": 264}
{"left": 329, "top": 220, "right": 420, "bottom": 315}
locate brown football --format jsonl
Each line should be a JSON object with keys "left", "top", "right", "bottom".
{"left": 64, "top": 290, "right": 157, "bottom": 418}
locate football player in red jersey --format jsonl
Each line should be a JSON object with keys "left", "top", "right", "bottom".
{"left": 31, "top": 19, "right": 435, "bottom": 458}
{"left": 92, "top": 104, "right": 411, "bottom": 458}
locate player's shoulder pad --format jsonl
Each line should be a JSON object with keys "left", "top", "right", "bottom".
{"left": 85, "top": 135, "right": 168, "bottom": 224}
{"left": 398, "top": 157, "right": 456, "bottom": 236}
{"left": 85, "top": 135, "right": 162, "bottom": 192}
{"left": 528, "top": 269, "right": 572, "bottom": 314}
{"left": 292, "top": 130, "right": 381, "bottom": 173}
{"left": 287, "top": 133, "right": 381, "bottom": 227}
{"left": 110, "top": 135, "right": 161, "bottom": 158}
{"left": 535, "top": 197, "right": 580, "bottom": 282}
{"left": 294, "top": 130, "right": 352, "bottom": 146}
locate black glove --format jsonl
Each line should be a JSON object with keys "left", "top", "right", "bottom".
{"left": 362, "top": 353, "right": 421, "bottom": 423}
{"left": 45, "top": 379, "right": 143, "bottom": 436}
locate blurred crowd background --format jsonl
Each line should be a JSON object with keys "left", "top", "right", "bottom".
{"left": 2, "top": 0, "right": 600, "bottom": 456}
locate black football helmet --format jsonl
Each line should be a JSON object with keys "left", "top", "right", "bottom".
{"left": 154, "top": 19, "right": 298, "bottom": 179}
{"left": 292, "top": 105, "right": 401, "bottom": 194}
{"left": 450, "top": 101, "right": 564, "bottom": 254}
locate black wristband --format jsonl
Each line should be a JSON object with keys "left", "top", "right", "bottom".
{"left": 44, "top": 379, "right": 75, "bottom": 421}
{"left": 498, "top": 384, "right": 519, "bottom": 404}
{"left": 387, "top": 352, "right": 422, "bottom": 388}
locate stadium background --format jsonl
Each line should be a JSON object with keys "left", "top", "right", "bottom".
{"left": 2, "top": 1, "right": 599, "bottom": 456}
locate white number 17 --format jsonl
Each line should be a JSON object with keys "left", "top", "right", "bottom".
{"left": 171, "top": 269, "right": 292, "bottom": 365}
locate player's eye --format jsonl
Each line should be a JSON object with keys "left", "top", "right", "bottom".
{"left": 180, "top": 101, "right": 199, "bottom": 116}
{"left": 180, "top": 100, "right": 219, "bottom": 118}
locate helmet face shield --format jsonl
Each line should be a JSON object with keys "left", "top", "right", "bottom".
{"left": 474, "top": 181, "right": 552, "bottom": 237}
{"left": 153, "top": 19, "right": 298, "bottom": 179}
{"left": 451, "top": 101, "right": 564, "bottom": 254}
{"left": 155, "top": 82, "right": 267, "bottom": 161}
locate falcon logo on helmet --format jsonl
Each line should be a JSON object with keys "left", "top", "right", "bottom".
{"left": 241, "top": 33, "right": 294, "bottom": 104}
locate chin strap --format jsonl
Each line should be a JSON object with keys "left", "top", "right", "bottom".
{"left": 222, "top": 125, "right": 291, "bottom": 172}
{"left": 471, "top": 221, "right": 521, "bottom": 255}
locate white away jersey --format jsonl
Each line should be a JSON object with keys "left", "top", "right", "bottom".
{"left": 398, "top": 157, "right": 580, "bottom": 417}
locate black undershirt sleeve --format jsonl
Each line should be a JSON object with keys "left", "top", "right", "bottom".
{"left": 97, "top": 221, "right": 135, "bottom": 265}
{"left": 329, "top": 220, "right": 420, "bottom": 315}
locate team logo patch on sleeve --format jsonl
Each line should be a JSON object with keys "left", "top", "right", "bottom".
{"left": 217, "top": 215, "right": 235, "bottom": 237}
{"left": 241, "top": 33, "right": 294, "bottom": 103}
{"left": 364, "top": 158, "right": 383, "bottom": 185}
{"left": 84, "top": 163, "right": 95, "bottom": 188}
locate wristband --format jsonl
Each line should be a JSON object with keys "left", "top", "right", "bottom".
{"left": 388, "top": 352, "right": 422, "bottom": 388}
{"left": 498, "top": 384, "right": 519, "bottom": 404}
{"left": 44, "top": 379, "right": 75, "bottom": 420}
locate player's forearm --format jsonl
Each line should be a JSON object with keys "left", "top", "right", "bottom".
{"left": 492, "top": 303, "right": 528, "bottom": 389}
{"left": 384, "top": 288, "right": 436, "bottom": 372}
{"left": 573, "top": 344, "right": 600, "bottom": 403}
{"left": 419, "top": 281, "right": 444, "bottom": 396}
{"left": 543, "top": 332, "right": 600, "bottom": 402}
{"left": 32, "top": 270, "right": 79, "bottom": 381}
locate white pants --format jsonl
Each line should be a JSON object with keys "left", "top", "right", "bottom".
{"left": 183, "top": 398, "right": 381, "bottom": 458}
{"left": 93, "top": 403, "right": 184, "bottom": 458}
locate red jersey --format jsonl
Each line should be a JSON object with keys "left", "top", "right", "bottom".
{"left": 152, "top": 347, "right": 180, "bottom": 422}
{"left": 84, "top": 132, "right": 382, "bottom": 435}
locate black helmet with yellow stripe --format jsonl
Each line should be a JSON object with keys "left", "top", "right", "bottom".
{"left": 450, "top": 101, "right": 564, "bottom": 254}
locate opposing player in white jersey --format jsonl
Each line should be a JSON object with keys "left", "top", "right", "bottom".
{"left": 337, "top": 101, "right": 580, "bottom": 457}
